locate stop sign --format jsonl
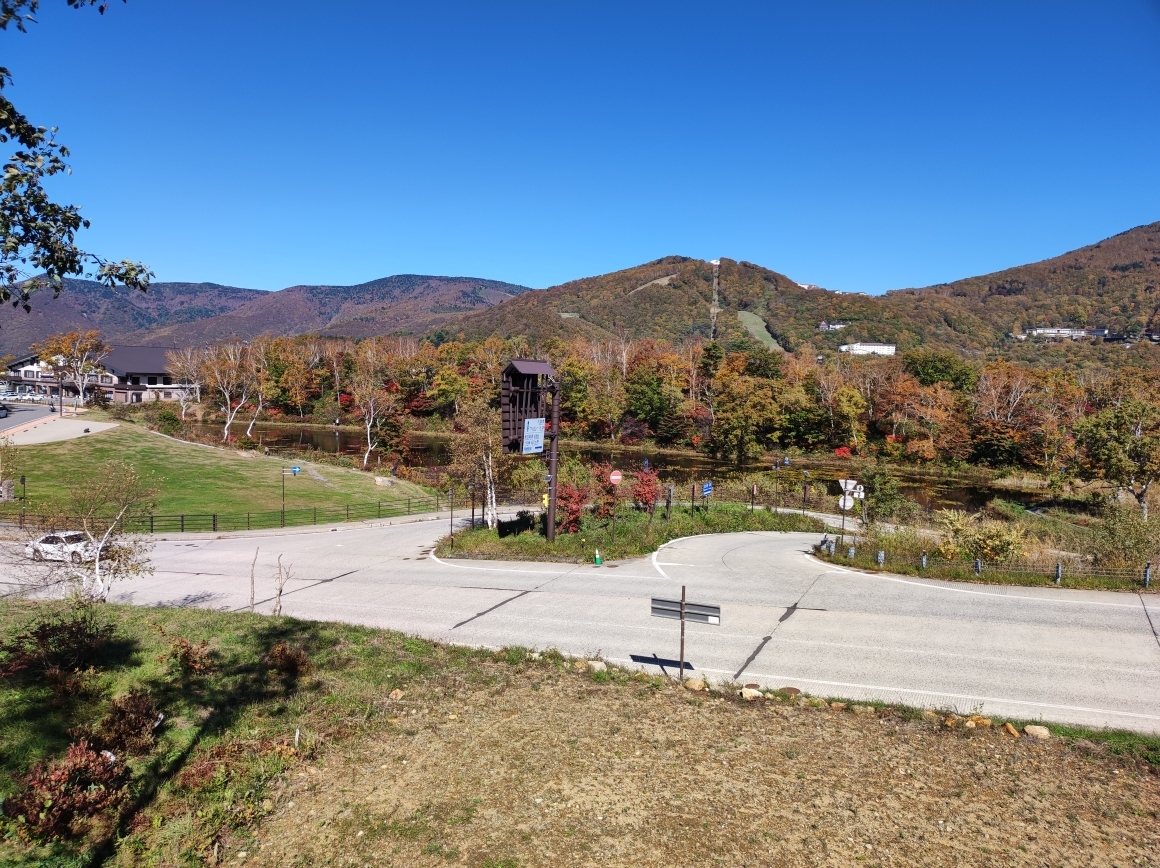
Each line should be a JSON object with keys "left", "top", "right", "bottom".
{"left": 609, "top": 470, "right": 622, "bottom": 485}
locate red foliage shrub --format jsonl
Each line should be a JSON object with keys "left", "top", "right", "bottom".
{"left": 554, "top": 483, "right": 587, "bottom": 534}
{"left": 0, "top": 603, "right": 116, "bottom": 679}
{"left": 631, "top": 468, "right": 662, "bottom": 513}
{"left": 77, "top": 690, "right": 160, "bottom": 756}
{"left": 153, "top": 624, "right": 213, "bottom": 681}
{"left": 3, "top": 741, "right": 127, "bottom": 841}
{"left": 833, "top": 446, "right": 852, "bottom": 458}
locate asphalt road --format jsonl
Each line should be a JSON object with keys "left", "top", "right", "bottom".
{"left": 78, "top": 517, "right": 1160, "bottom": 734}
{"left": 0, "top": 402, "right": 53, "bottom": 433}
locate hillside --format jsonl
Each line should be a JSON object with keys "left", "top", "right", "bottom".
{"left": 449, "top": 223, "right": 1160, "bottom": 364}
{"left": 129, "top": 274, "right": 533, "bottom": 346}
{"left": 0, "top": 274, "right": 533, "bottom": 355}
{"left": 0, "top": 279, "right": 263, "bottom": 356}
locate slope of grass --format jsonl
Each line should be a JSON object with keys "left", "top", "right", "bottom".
{"left": 1, "top": 599, "right": 1157, "bottom": 868}
{"left": 5, "top": 421, "right": 430, "bottom": 515}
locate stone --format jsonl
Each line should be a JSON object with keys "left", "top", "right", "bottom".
{"left": 964, "top": 720, "right": 976, "bottom": 729}
{"left": 921, "top": 710, "right": 939, "bottom": 722}
{"left": 739, "top": 688, "right": 763, "bottom": 701}
{"left": 388, "top": 688, "right": 405, "bottom": 700}
{"left": 851, "top": 704, "right": 874, "bottom": 716}
{"left": 684, "top": 678, "right": 706, "bottom": 691}
{"left": 573, "top": 660, "right": 588, "bottom": 671}
{"left": 943, "top": 715, "right": 958, "bottom": 728}
{"left": 374, "top": 476, "right": 395, "bottom": 486}
{"left": 831, "top": 702, "right": 847, "bottom": 711}
{"left": 530, "top": 652, "right": 542, "bottom": 661}
{"left": 587, "top": 661, "right": 607, "bottom": 673}
{"left": 970, "top": 716, "right": 992, "bottom": 727}
{"left": 1024, "top": 725, "right": 1051, "bottom": 740}
{"left": 806, "top": 698, "right": 827, "bottom": 708}
{"left": 1003, "top": 722, "right": 1020, "bottom": 738}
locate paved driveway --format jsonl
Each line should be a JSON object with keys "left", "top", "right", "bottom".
{"left": 67, "top": 518, "right": 1160, "bottom": 733}
{"left": 0, "top": 402, "right": 53, "bottom": 434}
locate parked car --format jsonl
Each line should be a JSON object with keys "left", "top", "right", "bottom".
{"left": 25, "top": 532, "right": 102, "bottom": 564}
{"left": 0, "top": 404, "right": 7, "bottom": 418}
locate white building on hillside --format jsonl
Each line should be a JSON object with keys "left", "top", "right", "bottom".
{"left": 838, "top": 342, "right": 896, "bottom": 356}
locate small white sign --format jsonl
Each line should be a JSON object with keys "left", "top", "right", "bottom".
{"left": 522, "top": 417, "right": 546, "bottom": 454}
{"left": 838, "top": 494, "right": 856, "bottom": 511}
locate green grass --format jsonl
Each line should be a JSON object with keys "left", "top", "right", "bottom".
{"left": 5, "top": 420, "right": 431, "bottom": 515}
{"left": 436, "top": 502, "right": 824, "bottom": 562}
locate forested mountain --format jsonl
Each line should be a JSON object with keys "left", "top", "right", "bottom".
{"left": 0, "top": 274, "right": 532, "bottom": 356}
{"left": 0, "top": 278, "right": 263, "bottom": 356}
{"left": 448, "top": 222, "right": 1160, "bottom": 367}
{"left": 5, "top": 222, "right": 1159, "bottom": 367}
{"left": 129, "top": 275, "right": 533, "bottom": 346}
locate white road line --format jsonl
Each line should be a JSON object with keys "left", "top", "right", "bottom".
{"left": 675, "top": 667, "right": 1160, "bottom": 722}
{"left": 428, "top": 550, "right": 579, "bottom": 576}
{"left": 807, "top": 553, "right": 1141, "bottom": 609}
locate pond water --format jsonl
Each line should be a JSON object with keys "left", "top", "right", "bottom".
{"left": 195, "top": 422, "right": 1044, "bottom": 513}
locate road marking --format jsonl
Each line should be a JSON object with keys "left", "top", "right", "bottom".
{"left": 807, "top": 553, "right": 1140, "bottom": 608}
{"left": 684, "top": 668, "right": 1160, "bottom": 723}
{"left": 656, "top": 562, "right": 696, "bottom": 567}
{"left": 430, "top": 550, "right": 577, "bottom": 576}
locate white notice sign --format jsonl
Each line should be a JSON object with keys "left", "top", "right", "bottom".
{"left": 522, "top": 417, "right": 546, "bottom": 454}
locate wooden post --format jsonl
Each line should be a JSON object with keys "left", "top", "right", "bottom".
{"left": 546, "top": 380, "right": 560, "bottom": 542}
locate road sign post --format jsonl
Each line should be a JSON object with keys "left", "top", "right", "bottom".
{"left": 281, "top": 466, "right": 301, "bottom": 527}
{"left": 650, "top": 587, "right": 721, "bottom": 683}
{"left": 501, "top": 359, "right": 561, "bottom": 541}
{"left": 609, "top": 470, "right": 622, "bottom": 541}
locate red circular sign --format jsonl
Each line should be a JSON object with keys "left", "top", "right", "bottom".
{"left": 609, "top": 470, "right": 622, "bottom": 485}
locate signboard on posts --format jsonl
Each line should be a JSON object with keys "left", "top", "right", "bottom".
{"left": 522, "top": 417, "right": 545, "bottom": 454}
{"left": 651, "top": 597, "right": 721, "bottom": 625}
{"left": 702, "top": 481, "right": 713, "bottom": 497}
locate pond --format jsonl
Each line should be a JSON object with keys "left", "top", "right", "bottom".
{"left": 194, "top": 422, "right": 1045, "bottom": 513}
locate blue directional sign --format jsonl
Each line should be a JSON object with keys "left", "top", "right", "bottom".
{"left": 522, "top": 417, "right": 546, "bottom": 454}
{"left": 702, "top": 481, "right": 713, "bottom": 497}
{"left": 291, "top": 466, "right": 301, "bottom": 475}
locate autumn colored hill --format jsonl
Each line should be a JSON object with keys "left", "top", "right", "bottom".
{"left": 449, "top": 223, "right": 1160, "bottom": 362}
{"left": 0, "top": 274, "right": 532, "bottom": 356}
{"left": 0, "top": 279, "right": 263, "bottom": 356}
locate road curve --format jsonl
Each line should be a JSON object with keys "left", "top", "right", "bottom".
{"left": 76, "top": 518, "right": 1160, "bottom": 733}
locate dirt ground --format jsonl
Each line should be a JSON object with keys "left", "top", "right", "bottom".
{"left": 236, "top": 666, "right": 1160, "bottom": 868}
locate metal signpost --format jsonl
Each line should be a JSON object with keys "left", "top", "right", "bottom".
{"left": 773, "top": 456, "right": 789, "bottom": 513}
{"left": 701, "top": 480, "right": 713, "bottom": 512}
{"left": 651, "top": 586, "right": 721, "bottom": 682}
{"left": 837, "top": 479, "right": 864, "bottom": 543}
{"left": 609, "top": 470, "right": 622, "bottom": 540}
{"left": 281, "top": 466, "right": 301, "bottom": 527}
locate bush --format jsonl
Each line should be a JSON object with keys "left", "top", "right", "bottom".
{"left": 153, "top": 624, "right": 213, "bottom": 681}
{"left": 105, "top": 403, "right": 132, "bottom": 421}
{"left": 153, "top": 408, "right": 182, "bottom": 436}
{"left": 630, "top": 468, "right": 661, "bottom": 513}
{"left": 1091, "top": 503, "right": 1160, "bottom": 567}
{"left": 0, "top": 601, "right": 117, "bottom": 678}
{"left": 265, "top": 643, "right": 311, "bottom": 681}
{"left": 77, "top": 690, "right": 161, "bottom": 756}
{"left": 935, "top": 510, "right": 1025, "bottom": 562}
{"left": 3, "top": 740, "right": 127, "bottom": 841}
{"left": 554, "top": 483, "right": 586, "bottom": 534}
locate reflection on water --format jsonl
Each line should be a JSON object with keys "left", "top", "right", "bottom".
{"left": 195, "top": 423, "right": 1039, "bottom": 513}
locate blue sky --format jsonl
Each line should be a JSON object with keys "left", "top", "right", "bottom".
{"left": 6, "top": 1, "right": 1160, "bottom": 292}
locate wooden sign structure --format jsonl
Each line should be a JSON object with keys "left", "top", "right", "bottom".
{"left": 501, "top": 359, "right": 561, "bottom": 540}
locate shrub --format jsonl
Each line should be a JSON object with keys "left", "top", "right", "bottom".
{"left": 153, "top": 624, "right": 213, "bottom": 681}
{"left": 935, "top": 509, "right": 1025, "bottom": 562}
{"left": 265, "top": 643, "right": 311, "bottom": 680}
{"left": 3, "top": 741, "right": 127, "bottom": 841}
{"left": 554, "top": 483, "right": 586, "bottom": 534}
{"left": 105, "top": 403, "right": 132, "bottom": 421}
{"left": 153, "top": 408, "right": 182, "bottom": 436}
{"left": 630, "top": 468, "right": 661, "bottom": 514}
{"left": 589, "top": 462, "right": 617, "bottom": 519}
{"left": 0, "top": 601, "right": 117, "bottom": 678}
{"left": 77, "top": 690, "right": 161, "bottom": 756}
{"left": 1091, "top": 503, "right": 1160, "bottom": 567}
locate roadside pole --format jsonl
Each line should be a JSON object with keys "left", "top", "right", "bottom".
{"left": 546, "top": 379, "right": 560, "bottom": 541}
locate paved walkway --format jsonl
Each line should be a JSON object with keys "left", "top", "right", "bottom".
{"left": 11, "top": 519, "right": 1153, "bottom": 733}
{"left": 7, "top": 416, "right": 118, "bottom": 445}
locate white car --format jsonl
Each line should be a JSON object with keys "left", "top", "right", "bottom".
{"left": 25, "top": 532, "right": 102, "bottom": 564}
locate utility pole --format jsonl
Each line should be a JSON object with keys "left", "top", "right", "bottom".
{"left": 546, "top": 377, "right": 560, "bottom": 541}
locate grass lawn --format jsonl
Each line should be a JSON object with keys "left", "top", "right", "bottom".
{"left": 5, "top": 421, "right": 431, "bottom": 516}
{"left": 436, "top": 502, "right": 824, "bottom": 562}
{"left": 1, "top": 598, "right": 1158, "bottom": 867}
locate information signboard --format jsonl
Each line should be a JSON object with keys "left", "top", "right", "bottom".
{"left": 522, "top": 417, "right": 545, "bottom": 454}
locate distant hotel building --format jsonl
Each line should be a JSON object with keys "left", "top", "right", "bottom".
{"left": 817, "top": 321, "right": 848, "bottom": 332}
{"left": 838, "top": 342, "right": 896, "bottom": 356}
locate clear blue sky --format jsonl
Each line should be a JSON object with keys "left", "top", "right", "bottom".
{"left": 6, "top": 1, "right": 1160, "bottom": 293}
